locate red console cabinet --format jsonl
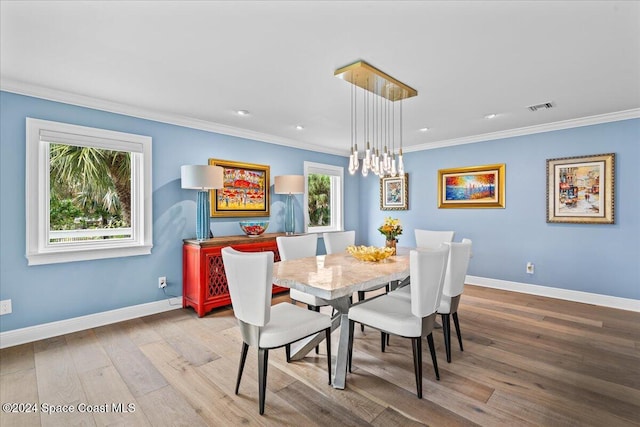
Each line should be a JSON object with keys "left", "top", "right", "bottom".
{"left": 183, "top": 233, "right": 288, "bottom": 317}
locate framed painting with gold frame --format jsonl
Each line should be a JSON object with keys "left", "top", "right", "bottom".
{"left": 380, "top": 173, "right": 408, "bottom": 210}
{"left": 208, "top": 158, "right": 270, "bottom": 217}
{"left": 546, "top": 153, "right": 614, "bottom": 224}
{"left": 438, "top": 164, "right": 505, "bottom": 208}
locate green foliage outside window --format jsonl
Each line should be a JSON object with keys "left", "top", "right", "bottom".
{"left": 307, "top": 173, "right": 331, "bottom": 226}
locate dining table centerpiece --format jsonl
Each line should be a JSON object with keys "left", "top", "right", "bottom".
{"left": 378, "top": 216, "right": 403, "bottom": 254}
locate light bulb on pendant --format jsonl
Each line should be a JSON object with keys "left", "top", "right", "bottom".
{"left": 348, "top": 148, "right": 356, "bottom": 175}
{"left": 391, "top": 155, "right": 397, "bottom": 177}
{"left": 397, "top": 149, "right": 405, "bottom": 175}
{"left": 353, "top": 143, "right": 359, "bottom": 170}
{"left": 364, "top": 142, "right": 371, "bottom": 169}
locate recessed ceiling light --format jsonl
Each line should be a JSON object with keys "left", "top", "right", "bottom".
{"left": 419, "top": 127, "right": 430, "bottom": 132}
{"left": 484, "top": 113, "right": 497, "bottom": 119}
{"left": 296, "top": 125, "right": 304, "bottom": 130}
{"left": 236, "top": 110, "right": 250, "bottom": 116}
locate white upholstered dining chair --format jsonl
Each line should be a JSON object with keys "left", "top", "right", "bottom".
{"left": 415, "top": 229, "right": 455, "bottom": 248}
{"left": 347, "top": 245, "right": 449, "bottom": 398}
{"left": 388, "top": 239, "right": 472, "bottom": 363}
{"left": 276, "top": 234, "right": 329, "bottom": 310}
{"left": 323, "top": 230, "right": 355, "bottom": 254}
{"left": 221, "top": 247, "right": 332, "bottom": 415}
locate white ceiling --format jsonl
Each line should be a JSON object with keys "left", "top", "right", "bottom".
{"left": 2, "top": 1, "right": 639, "bottom": 156}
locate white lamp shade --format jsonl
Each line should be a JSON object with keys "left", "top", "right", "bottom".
{"left": 181, "top": 165, "right": 224, "bottom": 190}
{"left": 274, "top": 175, "right": 304, "bottom": 194}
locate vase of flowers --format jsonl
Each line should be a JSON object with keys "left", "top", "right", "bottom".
{"left": 378, "top": 217, "right": 402, "bottom": 255}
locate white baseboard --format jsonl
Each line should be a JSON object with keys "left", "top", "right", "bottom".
{"left": 467, "top": 276, "right": 640, "bottom": 312}
{"left": 2, "top": 278, "right": 638, "bottom": 349}
{"left": 0, "top": 297, "right": 182, "bottom": 349}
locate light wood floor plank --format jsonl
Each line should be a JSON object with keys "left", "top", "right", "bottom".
{"left": 1, "top": 286, "right": 638, "bottom": 426}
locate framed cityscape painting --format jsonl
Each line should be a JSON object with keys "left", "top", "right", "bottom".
{"left": 546, "top": 153, "right": 614, "bottom": 224}
{"left": 380, "top": 173, "right": 408, "bottom": 210}
{"left": 438, "top": 164, "right": 505, "bottom": 208}
{"left": 208, "top": 158, "right": 270, "bottom": 217}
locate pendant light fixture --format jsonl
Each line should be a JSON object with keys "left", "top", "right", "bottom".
{"left": 335, "top": 61, "right": 417, "bottom": 178}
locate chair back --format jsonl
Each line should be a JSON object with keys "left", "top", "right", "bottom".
{"left": 443, "top": 239, "right": 472, "bottom": 298}
{"left": 410, "top": 245, "right": 449, "bottom": 318}
{"left": 415, "top": 229, "right": 455, "bottom": 248}
{"left": 276, "top": 234, "right": 318, "bottom": 261}
{"left": 221, "top": 247, "right": 273, "bottom": 327}
{"left": 323, "top": 230, "right": 355, "bottom": 254}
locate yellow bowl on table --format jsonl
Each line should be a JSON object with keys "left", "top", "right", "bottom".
{"left": 346, "top": 245, "right": 395, "bottom": 262}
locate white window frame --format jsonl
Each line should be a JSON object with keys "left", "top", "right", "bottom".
{"left": 26, "top": 118, "right": 153, "bottom": 265}
{"left": 303, "top": 161, "right": 344, "bottom": 234}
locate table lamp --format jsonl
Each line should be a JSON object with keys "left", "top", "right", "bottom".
{"left": 181, "top": 165, "right": 224, "bottom": 240}
{"left": 274, "top": 175, "right": 304, "bottom": 235}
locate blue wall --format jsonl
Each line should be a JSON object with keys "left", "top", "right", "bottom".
{"left": 362, "top": 119, "right": 640, "bottom": 300}
{"left": 1, "top": 91, "right": 638, "bottom": 333}
{"left": 0, "top": 91, "right": 360, "bottom": 332}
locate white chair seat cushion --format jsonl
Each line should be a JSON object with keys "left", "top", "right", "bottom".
{"left": 348, "top": 294, "right": 422, "bottom": 338}
{"left": 387, "top": 285, "right": 411, "bottom": 301}
{"left": 437, "top": 294, "right": 452, "bottom": 314}
{"left": 290, "top": 288, "right": 329, "bottom": 307}
{"left": 258, "top": 303, "right": 331, "bottom": 349}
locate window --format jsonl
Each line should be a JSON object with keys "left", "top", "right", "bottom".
{"left": 26, "top": 118, "right": 152, "bottom": 265}
{"left": 304, "top": 161, "right": 343, "bottom": 233}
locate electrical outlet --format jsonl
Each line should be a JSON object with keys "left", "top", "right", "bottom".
{"left": 0, "top": 299, "right": 12, "bottom": 315}
{"left": 158, "top": 276, "right": 167, "bottom": 289}
{"left": 526, "top": 262, "right": 534, "bottom": 274}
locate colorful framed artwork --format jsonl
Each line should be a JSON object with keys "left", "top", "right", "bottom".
{"left": 380, "top": 173, "right": 408, "bottom": 210}
{"left": 438, "top": 164, "right": 505, "bottom": 208}
{"left": 546, "top": 153, "right": 614, "bottom": 224}
{"left": 208, "top": 158, "right": 270, "bottom": 217}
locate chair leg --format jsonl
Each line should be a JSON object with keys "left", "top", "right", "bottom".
{"left": 285, "top": 344, "right": 291, "bottom": 363}
{"left": 325, "top": 327, "right": 332, "bottom": 384}
{"left": 348, "top": 320, "right": 355, "bottom": 373}
{"left": 381, "top": 332, "right": 386, "bottom": 352}
{"left": 442, "top": 313, "right": 452, "bottom": 363}
{"left": 258, "top": 348, "right": 269, "bottom": 415}
{"left": 312, "top": 305, "right": 321, "bottom": 354}
{"left": 358, "top": 291, "right": 365, "bottom": 332}
{"left": 411, "top": 337, "right": 423, "bottom": 399}
{"left": 426, "top": 333, "right": 440, "bottom": 380}
{"left": 235, "top": 342, "right": 249, "bottom": 395}
{"left": 452, "top": 312, "right": 464, "bottom": 352}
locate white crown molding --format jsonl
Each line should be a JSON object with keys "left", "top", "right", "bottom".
{"left": 0, "top": 78, "right": 346, "bottom": 156}
{"left": 2, "top": 78, "right": 638, "bottom": 158}
{"left": 467, "top": 275, "right": 640, "bottom": 313}
{"left": 0, "top": 297, "right": 181, "bottom": 349}
{"left": 405, "top": 108, "right": 640, "bottom": 152}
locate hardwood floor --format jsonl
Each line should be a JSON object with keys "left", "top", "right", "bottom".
{"left": 1, "top": 285, "right": 639, "bottom": 426}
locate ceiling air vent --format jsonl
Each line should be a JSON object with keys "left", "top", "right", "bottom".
{"left": 528, "top": 102, "right": 554, "bottom": 112}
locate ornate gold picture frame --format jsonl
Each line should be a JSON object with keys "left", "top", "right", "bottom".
{"left": 380, "top": 173, "right": 408, "bottom": 210}
{"left": 438, "top": 164, "right": 505, "bottom": 208}
{"left": 546, "top": 153, "right": 614, "bottom": 224}
{"left": 208, "top": 158, "right": 270, "bottom": 217}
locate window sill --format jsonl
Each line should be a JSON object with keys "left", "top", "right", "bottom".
{"left": 26, "top": 244, "right": 153, "bottom": 266}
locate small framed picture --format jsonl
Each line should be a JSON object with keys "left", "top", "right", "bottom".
{"left": 546, "top": 153, "right": 615, "bottom": 224}
{"left": 438, "top": 164, "right": 505, "bottom": 208}
{"left": 380, "top": 173, "right": 408, "bottom": 210}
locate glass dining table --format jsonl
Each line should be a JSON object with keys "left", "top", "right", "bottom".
{"left": 272, "top": 248, "right": 410, "bottom": 389}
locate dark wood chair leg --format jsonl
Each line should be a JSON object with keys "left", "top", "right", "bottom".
{"left": 285, "top": 344, "right": 291, "bottom": 363}
{"left": 426, "top": 333, "right": 440, "bottom": 380}
{"left": 381, "top": 332, "right": 386, "bottom": 352}
{"left": 358, "top": 291, "right": 365, "bottom": 332}
{"left": 348, "top": 320, "right": 355, "bottom": 373}
{"left": 313, "top": 305, "right": 321, "bottom": 354}
{"left": 452, "top": 312, "right": 464, "bottom": 352}
{"left": 442, "top": 313, "right": 452, "bottom": 363}
{"left": 258, "top": 348, "right": 269, "bottom": 415}
{"left": 325, "top": 327, "right": 332, "bottom": 384}
{"left": 235, "top": 342, "right": 249, "bottom": 394}
{"left": 411, "top": 337, "right": 423, "bottom": 399}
